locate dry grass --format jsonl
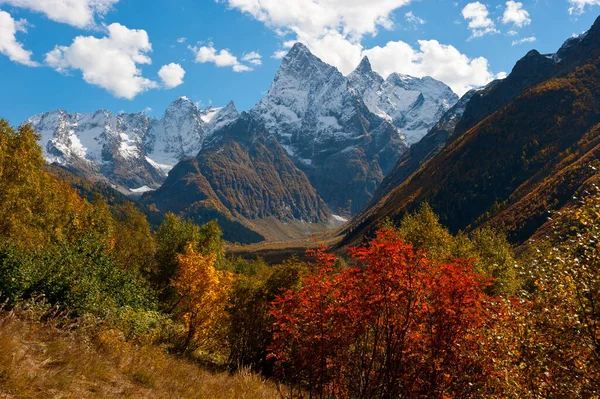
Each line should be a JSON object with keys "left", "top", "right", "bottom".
{"left": 0, "top": 309, "right": 282, "bottom": 399}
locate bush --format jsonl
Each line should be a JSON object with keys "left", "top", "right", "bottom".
{"left": 226, "top": 257, "right": 307, "bottom": 374}
{"left": 0, "top": 236, "right": 157, "bottom": 318}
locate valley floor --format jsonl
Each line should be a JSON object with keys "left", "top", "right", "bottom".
{"left": 227, "top": 225, "right": 344, "bottom": 263}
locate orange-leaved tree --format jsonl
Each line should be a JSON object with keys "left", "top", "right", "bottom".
{"left": 171, "top": 243, "right": 232, "bottom": 353}
{"left": 269, "top": 228, "right": 495, "bottom": 398}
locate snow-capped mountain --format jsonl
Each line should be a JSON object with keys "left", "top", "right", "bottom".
{"left": 27, "top": 98, "right": 239, "bottom": 193}
{"left": 28, "top": 44, "right": 461, "bottom": 218}
{"left": 143, "top": 97, "right": 238, "bottom": 170}
{"left": 250, "top": 43, "right": 408, "bottom": 215}
{"left": 200, "top": 101, "right": 239, "bottom": 134}
{"left": 348, "top": 56, "right": 458, "bottom": 145}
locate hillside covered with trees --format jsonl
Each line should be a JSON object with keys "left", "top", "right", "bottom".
{"left": 0, "top": 119, "right": 599, "bottom": 397}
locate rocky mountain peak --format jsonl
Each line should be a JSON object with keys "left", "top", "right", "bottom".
{"left": 275, "top": 42, "right": 338, "bottom": 85}
{"left": 355, "top": 56, "right": 373, "bottom": 74}
{"left": 349, "top": 66, "right": 458, "bottom": 145}
{"left": 201, "top": 101, "right": 240, "bottom": 136}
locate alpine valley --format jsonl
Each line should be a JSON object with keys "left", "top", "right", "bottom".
{"left": 4, "top": 4, "right": 600, "bottom": 397}
{"left": 27, "top": 43, "right": 457, "bottom": 243}
{"left": 25, "top": 17, "right": 600, "bottom": 247}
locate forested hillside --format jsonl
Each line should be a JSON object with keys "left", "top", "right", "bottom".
{"left": 1, "top": 118, "right": 599, "bottom": 397}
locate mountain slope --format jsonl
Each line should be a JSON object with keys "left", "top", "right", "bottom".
{"left": 369, "top": 40, "right": 572, "bottom": 207}
{"left": 28, "top": 110, "right": 164, "bottom": 192}
{"left": 250, "top": 43, "right": 408, "bottom": 216}
{"left": 141, "top": 114, "right": 330, "bottom": 243}
{"left": 343, "top": 16, "right": 600, "bottom": 246}
{"left": 348, "top": 56, "right": 458, "bottom": 145}
{"left": 371, "top": 88, "right": 477, "bottom": 204}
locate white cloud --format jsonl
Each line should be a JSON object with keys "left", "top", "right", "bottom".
{"left": 512, "top": 36, "right": 536, "bottom": 46}
{"left": 177, "top": 37, "right": 187, "bottom": 43}
{"left": 363, "top": 40, "right": 502, "bottom": 96}
{"left": 0, "top": 0, "right": 119, "bottom": 28}
{"left": 242, "top": 50, "right": 262, "bottom": 65}
{"left": 45, "top": 23, "right": 157, "bottom": 99}
{"left": 159, "top": 62, "right": 185, "bottom": 88}
{"left": 216, "top": 0, "right": 412, "bottom": 39}
{"left": 502, "top": 1, "right": 531, "bottom": 28}
{"left": 569, "top": 0, "right": 600, "bottom": 14}
{"left": 405, "top": 11, "right": 425, "bottom": 25}
{"left": 189, "top": 43, "right": 252, "bottom": 72}
{"left": 280, "top": 30, "right": 501, "bottom": 96}
{"left": 0, "top": 9, "right": 37, "bottom": 66}
{"left": 272, "top": 50, "right": 287, "bottom": 59}
{"left": 462, "top": 2, "right": 499, "bottom": 38}
{"left": 218, "top": 0, "right": 501, "bottom": 96}
{"left": 295, "top": 31, "right": 363, "bottom": 73}
{"left": 507, "top": 29, "right": 518, "bottom": 36}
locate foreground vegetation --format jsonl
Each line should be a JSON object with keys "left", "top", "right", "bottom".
{"left": 0, "top": 119, "right": 599, "bottom": 397}
{"left": 0, "top": 304, "right": 280, "bottom": 398}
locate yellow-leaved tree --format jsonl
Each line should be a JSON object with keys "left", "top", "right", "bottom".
{"left": 171, "top": 243, "right": 232, "bottom": 354}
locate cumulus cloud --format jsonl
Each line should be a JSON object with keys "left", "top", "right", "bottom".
{"left": 271, "top": 50, "right": 288, "bottom": 59}
{"left": 216, "top": 0, "right": 412, "bottom": 39}
{"left": 502, "top": 1, "right": 531, "bottom": 28}
{"left": 158, "top": 62, "right": 185, "bottom": 88}
{"left": 364, "top": 40, "right": 502, "bottom": 96}
{"left": 189, "top": 43, "right": 252, "bottom": 72}
{"left": 45, "top": 23, "right": 157, "bottom": 99}
{"left": 0, "top": 9, "right": 37, "bottom": 66}
{"left": 462, "top": 2, "right": 499, "bottom": 38}
{"left": 569, "top": 0, "right": 600, "bottom": 14}
{"left": 0, "top": 0, "right": 119, "bottom": 28}
{"left": 218, "top": 0, "right": 501, "bottom": 95}
{"left": 242, "top": 51, "right": 262, "bottom": 65}
{"left": 512, "top": 36, "right": 536, "bottom": 46}
{"left": 176, "top": 37, "right": 186, "bottom": 43}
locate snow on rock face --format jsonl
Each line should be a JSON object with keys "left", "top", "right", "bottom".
{"left": 27, "top": 98, "right": 240, "bottom": 194}
{"left": 250, "top": 43, "right": 361, "bottom": 153}
{"left": 144, "top": 97, "right": 240, "bottom": 169}
{"left": 27, "top": 110, "right": 149, "bottom": 167}
{"left": 249, "top": 43, "right": 408, "bottom": 215}
{"left": 144, "top": 97, "right": 206, "bottom": 169}
{"left": 348, "top": 56, "right": 458, "bottom": 145}
{"left": 129, "top": 185, "right": 154, "bottom": 194}
{"left": 202, "top": 101, "right": 239, "bottom": 135}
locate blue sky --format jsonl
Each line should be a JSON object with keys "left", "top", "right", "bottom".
{"left": 0, "top": 0, "right": 598, "bottom": 125}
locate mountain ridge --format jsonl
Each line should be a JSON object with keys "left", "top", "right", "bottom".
{"left": 342, "top": 15, "right": 600, "bottom": 247}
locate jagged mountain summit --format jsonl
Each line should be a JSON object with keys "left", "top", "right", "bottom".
{"left": 250, "top": 43, "right": 409, "bottom": 215}
{"left": 27, "top": 42, "right": 469, "bottom": 242}
{"left": 348, "top": 56, "right": 458, "bottom": 145}
{"left": 144, "top": 97, "right": 239, "bottom": 170}
{"left": 27, "top": 98, "right": 239, "bottom": 193}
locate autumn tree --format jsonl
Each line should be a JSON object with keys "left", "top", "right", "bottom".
{"left": 397, "top": 203, "right": 519, "bottom": 295}
{"left": 498, "top": 188, "right": 600, "bottom": 397}
{"left": 112, "top": 202, "right": 156, "bottom": 274}
{"left": 170, "top": 243, "right": 232, "bottom": 354}
{"left": 270, "top": 229, "right": 494, "bottom": 398}
{"left": 226, "top": 256, "right": 306, "bottom": 375}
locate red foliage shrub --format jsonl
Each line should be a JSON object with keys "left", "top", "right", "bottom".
{"left": 269, "top": 228, "right": 495, "bottom": 398}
